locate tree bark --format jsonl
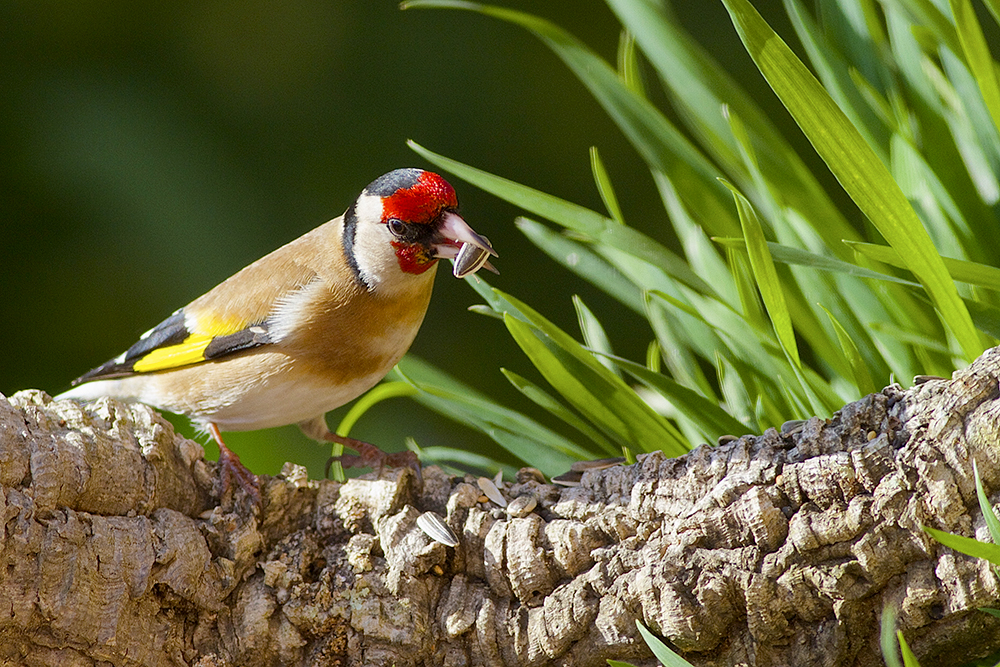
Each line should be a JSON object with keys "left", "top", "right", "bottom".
{"left": 4, "top": 348, "right": 1000, "bottom": 666}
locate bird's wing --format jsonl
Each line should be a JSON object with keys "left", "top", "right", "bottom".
{"left": 71, "top": 225, "right": 338, "bottom": 385}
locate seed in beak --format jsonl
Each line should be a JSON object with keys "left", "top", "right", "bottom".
{"left": 453, "top": 238, "right": 497, "bottom": 278}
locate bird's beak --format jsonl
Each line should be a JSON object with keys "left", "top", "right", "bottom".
{"left": 433, "top": 211, "right": 499, "bottom": 278}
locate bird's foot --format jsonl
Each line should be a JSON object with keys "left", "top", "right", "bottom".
{"left": 322, "top": 432, "right": 420, "bottom": 481}
{"left": 209, "top": 423, "right": 261, "bottom": 507}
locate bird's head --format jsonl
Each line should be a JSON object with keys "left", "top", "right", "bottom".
{"left": 345, "top": 168, "right": 496, "bottom": 290}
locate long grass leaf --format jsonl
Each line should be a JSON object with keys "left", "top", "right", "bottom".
{"left": 819, "top": 305, "right": 877, "bottom": 396}
{"left": 336, "top": 381, "right": 418, "bottom": 436}
{"left": 981, "top": 0, "right": 1000, "bottom": 27}
{"left": 408, "top": 141, "right": 715, "bottom": 295}
{"left": 847, "top": 241, "right": 1000, "bottom": 292}
{"left": 897, "top": 631, "right": 921, "bottom": 666}
{"left": 590, "top": 146, "right": 625, "bottom": 224}
{"left": 723, "top": 181, "right": 800, "bottom": 367}
{"left": 635, "top": 621, "right": 695, "bottom": 667}
{"left": 601, "top": 352, "right": 755, "bottom": 437}
{"left": 502, "top": 369, "right": 620, "bottom": 456}
{"left": 721, "top": 0, "right": 982, "bottom": 361}
{"left": 924, "top": 525, "right": 1000, "bottom": 566}
{"left": 617, "top": 30, "right": 645, "bottom": 97}
{"left": 883, "top": 0, "right": 962, "bottom": 55}
{"left": 414, "top": 444, "right": 518, "bottom": 478}
{"left": 393, "top": 356, "right": 587, "bottom": 472}
{"left": 517, "top": 218, "right": 646, "bottom": 313}
{"left": 974, "top": 460, "right": 1000, "bottom": 545}
{"left": 494, "top": 288, "right": 690, "bottom": 454}
{"left": 881, "top": 605, "right": 903, "bottom": 667}
{"left": 573, "top": 295, "right": 620, "bottom": 376}
{"left": 965, "top": 299, "right": 1000, "bottom": 341}
{"left": 504, "top": 313, "right": 687, "bottom": 456}
{"left": 715, "top": 237, "right": 921, "bottom": 287}
{"left": 644, "top": 293, "right": 721, "bottom": 401}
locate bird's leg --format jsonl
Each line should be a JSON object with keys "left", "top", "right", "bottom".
{"left": 208, "top": 422, "right": 261, "bottom": 505}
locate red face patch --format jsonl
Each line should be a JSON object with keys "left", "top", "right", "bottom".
{"left": 383, "top": 171, "right": 458, "bottom": 275}
{"left": 381, "top": 171, "right": 458, "bottom": 225}
{"left": 392, "top": 241, "right": 435, "bottom": 274}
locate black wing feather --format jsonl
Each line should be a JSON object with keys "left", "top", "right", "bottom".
{"left": 71, "top": 310, "right": 273, "bottom": 385}
{"left": 203, "top": 326, "right": 272, "bottom": 360}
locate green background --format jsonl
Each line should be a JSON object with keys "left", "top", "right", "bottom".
{"left": 1, "top": 0, "right": 790, "bottom": 476}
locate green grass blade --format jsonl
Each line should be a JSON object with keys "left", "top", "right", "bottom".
{"left": 590, "top": 146, "right": 625, "bottom": 224}
{"left": 504, "top": 312, "right": 687, "bottom": 456}
{"left": 573, "top": 295, "right": 620, "bottom": 376}
{"left": 517, "top": 218, "right": 646, "bottom": 313}
{"left": 721, "top": 245, "right": 767, "bottom": 332}
{"left": 393, "top": 356, "right": 587, "bottom": 472}
{"left": 924, "top": 525, "right": 1000, "bottom": 566}
{"left": 819, "top": 305, "right": 877, "bottom": 396}
{"left": 868, "top": 321, "right": 952, "bottom": 354}
{"left": 975, "top": 460, "right": 1000, "bottom": 545}
{"left": 617, "top": 30, "right": 645, "bottom": 96}
{"left": 965, "top": 299, "right": 1000, "bottom": 341}
{"left": 605, "top": 0, "right": 860, "bottom": 253}
{"left": 723, "top": 180, "right": 800, "bottom": 367}
{"left": 602, "top": 352, "right": 755, "bottom": 437}
{"left": 847, "top": 241, "right": 1000, "bottom": 292}
{"left": 881, "top": 605, "right": 904, "bottom": 667}
{"left": 721, "top": 0, "right": 982, "bottom": 361}
{"left": 982, "top": 0, "right": 1000, "bottom": 27}
{"left": 415, "top": 443, "right": 519, "bottom": 478}
{"left": 408, "top": 141, "right": 715, "bottom": 295}
{"left": 649, "top": 289, "right": 706, "bottom": 322}
{"left": 328, "top": 380, "right": 420, "bottom": 481}
{"left": 897, "top": 630, "right": 921, "bottom": 666}
{"left": 635, "top": 621, "right": 694, "bottom": 667}
{"left": 502, "top": 368, "right": 620, "bottom": 457}
{"left": 645, "top": 293, "right": 722, "bottom": 402}
{"left": 495, "top": 288, "right": 689, "bottom": 454}
{"left": 714, "top": 236, "right": 921, "bottom": 287}
{"left": 884, "top": 0, "right": 962, "bottom": 56}
{"left": 784, "top": 0, "right": 887, "bottom": 153}
{"left": 336, "top": 381, "right": 418, "bottom": 436}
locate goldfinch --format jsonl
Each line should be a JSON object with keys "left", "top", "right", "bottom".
{"left": 58, "top": 168, "right": 497, "bottom": 498}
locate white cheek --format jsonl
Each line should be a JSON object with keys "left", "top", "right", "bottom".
{"left": 349, "top": 194, "right": 397, "bottom": 289}
{"left": 353, "top": 220, "right": 401, "bottom": 289}
{"left": 354, "top": 191, "right": 383, "bottom": 224}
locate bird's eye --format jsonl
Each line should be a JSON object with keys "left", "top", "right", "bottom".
{"left": 387, "top": 218, "right": 407, "bottom": 237}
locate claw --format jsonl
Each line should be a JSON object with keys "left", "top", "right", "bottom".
{"left": 208, "top": 422, "right": 261, "bottom": 507}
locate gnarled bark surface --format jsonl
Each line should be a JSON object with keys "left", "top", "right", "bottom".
{"left": 3, "top": 347, "right": 1000, "bottom": 666}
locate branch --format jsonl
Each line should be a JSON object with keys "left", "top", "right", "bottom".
{"left": 4, "top": 348, "right": 1000, "bottom": 665}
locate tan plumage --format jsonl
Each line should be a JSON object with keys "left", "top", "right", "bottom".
{"left": 58, "top": 169, "right": 496, "bottom": 494}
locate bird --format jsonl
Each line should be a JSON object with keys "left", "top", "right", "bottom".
{"left": 57, "top": 168, "right": 497, "bottom": 500}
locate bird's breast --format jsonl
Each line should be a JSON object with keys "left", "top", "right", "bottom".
{"left": 284, "top": 273, "right": 435, "bottom": 383}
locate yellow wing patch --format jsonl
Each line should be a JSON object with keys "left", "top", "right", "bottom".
{"left": 191, "top": 311, "right": 247, "bottom": 337}
{"left": 132, "top": 333, "right": 214, "bottom": 373}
